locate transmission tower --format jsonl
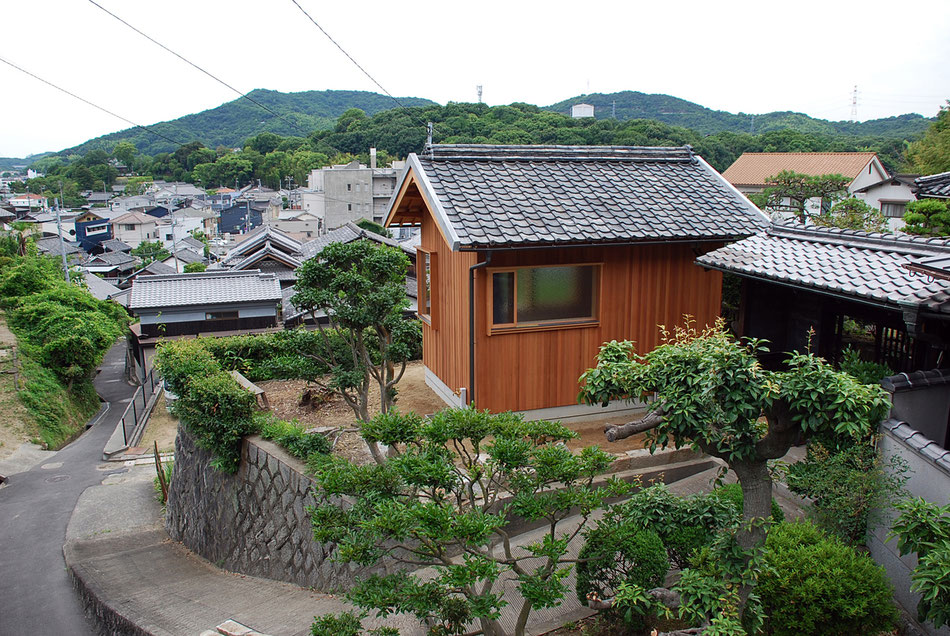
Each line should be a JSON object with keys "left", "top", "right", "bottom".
{"left": 477, "top": 85, "right": 483, "bottom": 103}
{"left": 850, "top": 85, "right": 858, "bottom": 122}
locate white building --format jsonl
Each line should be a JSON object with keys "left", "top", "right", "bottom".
{"left": 571, "top": 103, "right": 594, "bottom": 118}
{"left": 306, "top": 148, "right": 404, "bottom": 229}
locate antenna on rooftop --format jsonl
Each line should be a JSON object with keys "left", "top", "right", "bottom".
{"left": 477, "top": 85, "right": 483, "bottom": 103}
{"left": 850, "top": 85, "right": 859, "bottom": 122}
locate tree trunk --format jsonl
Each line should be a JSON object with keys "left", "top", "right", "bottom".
{"left": 730, "top": 459, "right": 773, "bottom": 609}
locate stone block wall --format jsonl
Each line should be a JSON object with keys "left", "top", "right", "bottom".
{"left": 166, "top": 428, "right": 386, "bottom": 591}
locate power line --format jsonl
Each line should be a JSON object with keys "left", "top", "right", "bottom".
{"left": 0, "top": 54, "right": 190, "bottom": 148}
{"left": 289, "top": 0, "right": 438, "bottom": 137}
{"left": 87, "top": 0, "right": 311, "bottom": 138}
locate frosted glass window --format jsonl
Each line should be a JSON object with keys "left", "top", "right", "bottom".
{"left": 491, "top": 265, "right": 599, "bottom": 329}
{"left": 492, "top": 272, "right": 514, "bottom": 324}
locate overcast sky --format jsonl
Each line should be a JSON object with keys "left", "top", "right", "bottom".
{"left": 2, "top": 0, "right": 948, "bottom": 158}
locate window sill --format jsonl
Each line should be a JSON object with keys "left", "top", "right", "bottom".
{"left": 489, "top": 320, "right": 599, "bottom": 336}
{"left": 418, "top": 313, "right": 434, "bottom": 328}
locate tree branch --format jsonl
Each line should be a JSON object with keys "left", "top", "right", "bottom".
{"left": 604, "top": 406, "right": 667, "bottom": 442}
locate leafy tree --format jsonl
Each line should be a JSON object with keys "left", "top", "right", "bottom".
{"left": 903, "top": 198, "right": 950, "bottom": 236}
{"left": 889, "top": 498, "right": 950, "bottom": 629}
{"left": 811, "top": 197, "right": 887, "bottom": 233}
{"left": 183, "top": 262, "right": 206, "bottom": 273}
{"left": 309, "top": 408, "right": 625, "bottom": 636}
{"left": 577, "top": 322, "right": 889, "bottom": 614}
{"left": 123, "top": 176, "right": 153, "bottom": 197}
{"left": 747, "top": 171, "right": 851, "bottom": 222}
{"left": 905, "top": 101, "right": 950, "bottom": 174}
{"left": 355, "top": 218, "right": 392, "bottom": 238}
{"left": 131, "top": 240, "right": 170, "bottom": 265}
{"left": 292, "top": 241, "right": 418, "bottom": 463}
{"left": 112, "top": 141, "right": 137, "bottom": 168}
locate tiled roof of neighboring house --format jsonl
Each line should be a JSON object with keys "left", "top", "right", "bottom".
{"left": 298, "top": 223, "right": 411, "bottom": 261}
{"left": 163, "top": 249, "right": 204, "bottom": 265}
{"left": 721, "top": 152, "right": 878, "bottom": 187}
{"left": 219, "top": 226, "right": 302, "bottom": 267}
{"left": 89, "top": 250, "right": 137, "bottom": 266}
{"left": 231, "top": 245, "right": 301, "bottom": 273}
{"left": 177, "top": 235, "right": 207, "bottom": 252}
{"left": 35, "top": 236, "right": 81, "bottom": 255}
{"left": 101, "top": 238, "right": 132, "bottom": 252}
{"left": 696, "top": 224, "right": 950, "bottom": 314}
{"left": 129, "top": 270, "right": 282, "bottom": 310}
{"left": 82, "top": 270, "right": 124, "bottom": 302}
{"left": 112, "top": 211, "right": 156, "bottom": 225}
{"left": 86, "top": 192, "right": 113, "bottom": 203}
{"left": 852, "top": 173, "right": 919, "bottom": 194}
{"left": 137, "top": 260, "right": 177, "bottom": 276}
{"left": 404, "top": 145, "right": 766, "bottom": 250}
{"left": 916, "top": 171, "right": 950, "bottom": 198}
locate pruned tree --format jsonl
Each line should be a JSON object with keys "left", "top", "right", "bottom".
{"left": 578, "top": 322, "right": 889, "bottom": 617}
{"left": 292, "top": 240, "right": 419, "bottom": 463}
{"left": 748, "top": 170, "right": 851, "bottom": 223}
{"left": 309, "top": 408, "right": 626, "bottom": 636}
{"left": 812, "top": 197, "right": 888, "bottom": 233}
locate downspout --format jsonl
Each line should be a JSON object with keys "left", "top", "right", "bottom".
{"left": 468, "top": 251, "right": 492, "bottom": 408}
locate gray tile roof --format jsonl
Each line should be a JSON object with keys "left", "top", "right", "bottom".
{"left": 82, "top": 270, "right": 123, "bottom": 301}
{"left": 916, "top": 171, "right": 950, "bottom": 198}
{"left": 220, "top": 226, "right": 302, "bottom": 267}
{"left": 101, "top": 238, "right": 131, "bottom": 252}
{"left": 299, "top": 222, "right": 414, "bottom": 261}
{"left": 89, "top": 250, "right": 137, "bottom": 266}
{"left": 35, "top": 236, "right": 81, "bottom": 255}
{"left": 129, "top": 270, "right": 282, "bottom": 310}
{"left": 163, "top": 250, "right": 204, "bottom": 266}
{"left": 880, "top": 418, "right": 950, "bottom": 476}
{"left": 410, "top": 144, "right": 767, "bottom": 249}
{"left": 696, "top": 224, "right": 950, "bottom": 314}
{"left": 138, "top": 260, "right": 177, "bottom": 276}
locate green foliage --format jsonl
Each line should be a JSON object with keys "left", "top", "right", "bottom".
{"left": 0, "top": 250, "right": 128, "bottom": 447}
{"left": 712, "top": 483, "right": 785, "bottom": 524}
{"left": 183, "top": 262, "right": 206, "bottom": 273}
{"left": 576, "top": 525, "right": 668, "bottom": 621}
{"left": 153, "top": 459, "right": 173, "bottom": 503}
{"left": 812, "top": 197, "right": 888, "bottom": 233}
{"left": 786, "top": 441, "right": 908, "bottom": 544}
{"left": 888, "top": 498, "right": 950, "bottom": 628}
{"left": 905, "top": 101, "right": 950, "bottom": 174}
{"left": 155, "top": 339, "right": 256, "bottom": 472}
{"left": 131, "top": 240, "right": 170, "bottom": 265}
{"left": 354, "top": 218, "right": 393, "bottom": 238}
{"left": 748, "top": 171, "right": 851, "bottom": 222}
{"left": 309, "top": 408, "right": 624, "bottom": 636}
{"left": 760, "top": 521, "right": 897, "bottom": 636}
{"left": 903, "top": 198, "right": 950, "bottom": 237}
{"left": 838, "top": 346, "right": 892, "bottom": 385}
{"left": 293, "top": 241, "right": 417, "bottom": 435}
{"left": 255, "top": 412, "right": 331, "bottom": 459}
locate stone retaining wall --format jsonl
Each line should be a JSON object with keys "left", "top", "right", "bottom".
{"left": 166, "top": 428, "right": 386, "bottom": 591}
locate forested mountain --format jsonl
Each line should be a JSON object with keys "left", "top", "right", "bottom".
{"left": 545, "top": 91, "right": 933, "bottom": 138}
{"left": 61, "top": 89, "right": 436, "bottom": 156}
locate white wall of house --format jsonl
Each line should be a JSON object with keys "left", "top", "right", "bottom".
{"left": 158, "top": 216, "right": 203, "bottom": 247}
{"left": 855, "top": 181, "right": 917, "bottom": 231}
{"left": 112, "top": 221, "right": 158, "bottom": 247}
{"left": 137, "top": 301, "right": 277, "bottom": 324}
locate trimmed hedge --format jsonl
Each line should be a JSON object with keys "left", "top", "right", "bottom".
{"left": 577, "top": 525, "right": 668, "bottom": 606}
{"left": 759, "top": 521, "right": 897, "bottom": 636}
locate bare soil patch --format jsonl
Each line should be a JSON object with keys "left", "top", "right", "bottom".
{"left": 137, "top": 394, "right": 179, "bottom": 454}
{"left": 258, "top": 361, "right": 650, "bottom": 462}
{"left": 0, "top": 315, "right": 36, "bottom": 461}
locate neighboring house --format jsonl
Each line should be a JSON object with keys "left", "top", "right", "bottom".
{"left": 35, "top": 236, "right": 82, "bottom": 262}
{"left": 160, "top": 249, "right": 204, "bottom": 273}
{"left": 111, "top": 211, "right": 159, "bottom": 247}
{"left": 83, "top": 250, "right": 138, "bottom": 280}
{"left": 696, "top": 224, "right": 950, "bottom": 372}
{"left": 307, "top": 149, "right": 403, "bottom": 228}
{"left": 915, "top": 171, "right": 950, "bottom": 200}
{"left": 82, "top": 270, "right": 129, "bottom": 307}
{"left": 109, "top": 194, "right": 154, "bottom": 214}
{"left": 7, "top": 193, "right": 48, "bottom": 212}
{"left": 722, "top": 152, "right": 894, "bottom": 219}
{"left": 214, "top": 226, "right": 302, "bottom": 288}
{"left": 86, "top": 191, "right": 114, "bottom": 205}
{"left": 74, "top": 210, "right": 114, "bottom": 250}
{"left": 851, "top": 173, "right": 919, "bottom": 228}
{"left": 128, "top": 270, "right": 283, "bottom": 339}
{"left": 99, "top": 238, "right": 132, "bottom": 254}
{"left": 384, "top": 144, "right": 766, "bottom": 415}
{"left": 218, "top": 201, "right": 265, "bottom": 235}
{"left": 266, "top": 208, "right": 322, "bottom": 238}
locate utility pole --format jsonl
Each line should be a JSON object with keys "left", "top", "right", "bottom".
{"left": 170, "top": 187, "right": 181, "bottom": 273}
{"left": 55, "top": 181, "right": 70, "bottom": 283}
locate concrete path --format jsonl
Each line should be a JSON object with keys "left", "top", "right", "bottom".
{"left": 0, "top": 341, "right": 135, "bottom": 636}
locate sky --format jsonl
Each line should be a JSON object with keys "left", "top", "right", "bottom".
{"left": 2, "top": 0, "right": 948, "bottom": 158}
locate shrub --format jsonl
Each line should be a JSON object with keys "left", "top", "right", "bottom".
{"left": 888, "top": 498, "right": 950, "bottom": 628}
{"left": 838, "top": 346, "right": 892, "bottom": 386}
{"left": 255, "top": 412, "right": 331, "bottom": 459}
{"left": 577, "top": 525, "right": 668, "bottom": 607}
{"left": 712, "top": 483, "right": 785, "bottom": 524}
{"left": 759, "top": 521, "right": 897, "bottom": 636}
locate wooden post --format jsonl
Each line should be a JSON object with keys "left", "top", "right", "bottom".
{"left": 154, "top": 441, "right": 168, "bottom": 504}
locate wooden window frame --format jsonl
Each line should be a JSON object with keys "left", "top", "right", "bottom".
{"left": 487, "top": 262, "right": 602, "bottom": 335}
{"left": 417, "top": 248, "right": 438, "bottom": 328}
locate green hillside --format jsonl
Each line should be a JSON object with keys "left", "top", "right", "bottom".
{"left": 544, "top": 91, "right": 933, "bottom": 138}
{"left": 61, "top": 89, "right": 437, "bottom": 156}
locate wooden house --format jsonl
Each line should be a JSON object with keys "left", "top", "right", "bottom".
{"left": 385, "top": 145, "right": 767, "bottom": 416}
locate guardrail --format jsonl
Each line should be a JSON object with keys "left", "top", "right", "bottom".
{"left": 120, "top": 366, "right": 162, "bottom": 447}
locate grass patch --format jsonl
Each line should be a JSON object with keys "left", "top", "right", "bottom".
{"left": 18, "top": 356, "right": 100, "bottom": 449}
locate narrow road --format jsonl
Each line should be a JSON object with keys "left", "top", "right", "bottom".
{"left": 0, "top": 341, "right": 135, "bottom": 636}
